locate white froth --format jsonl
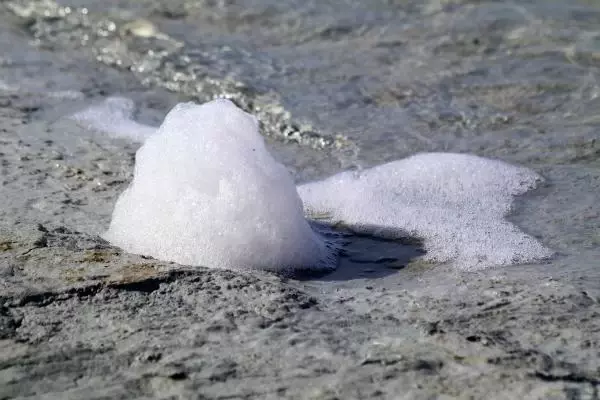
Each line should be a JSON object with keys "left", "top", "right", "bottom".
{"left": 298, "top": 153, "right": 552, "bottom": 270}
{"left": 104, "top": 99, "right": 336, "bottom": 273}
{"left": 70, "top": 97, "right": 157, "bottom": 142}
{"left": 0, "top": 79, "right": 18, "bottom": 91}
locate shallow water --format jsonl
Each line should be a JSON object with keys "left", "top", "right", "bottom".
{"left": 1, "top": 0, "right": 599, "bottom": 292}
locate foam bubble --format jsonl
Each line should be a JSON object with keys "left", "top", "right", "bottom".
{"left": 70, "top": 97, "right": 157, "bottom": 142}
{"left": 104, "top": 99, "right": 336, "bottom": 273}
{"left": 298, "top": 153, "right": 553, "bottom": 270}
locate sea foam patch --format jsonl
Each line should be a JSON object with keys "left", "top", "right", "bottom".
{"left": 298, "top": 153, "right": 553, "bottom": 270}
{"left": 70, "top": 96, "right": 157, "bottom": 142}
{"left": 104, "top": 99, "right": 336, "bottom": 273}
{"left": 102, "top": 98, "right": 551, "bottom": 272}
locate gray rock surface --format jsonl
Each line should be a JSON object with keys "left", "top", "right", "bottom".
{"left": 1, "top": 0, "right": 599, "bottom": 399}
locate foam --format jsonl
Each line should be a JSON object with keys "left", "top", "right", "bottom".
{"left": 0, "top": 79, "right": 18, "bottom": 91}
{"left": 104, "top": 99, "right": 336, "bottom": 273}
{"left": 70, "top": 97, "right": 157, "bottom": 142}
{"left": 298, "top": 153, "right": 553, "bottom": 270}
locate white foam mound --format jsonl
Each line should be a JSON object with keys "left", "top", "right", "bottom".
{"left": 70, "top": 97, "right": 157, "bottom": 142}
{"left": 298, "top": 153, "right": 553, "bottom": 270}
{"left": 104, "top": 99, "right": 336, "bottom": 273}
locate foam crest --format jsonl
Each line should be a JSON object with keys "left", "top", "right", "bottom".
{"left": 70, "top": 97, "right": 157, "bottom": 142}
{"left": 298, "top": 153, "right": 552, "bottom": 270}
{"left": 104, "top": 99, "right": 336, "bottom": 273}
